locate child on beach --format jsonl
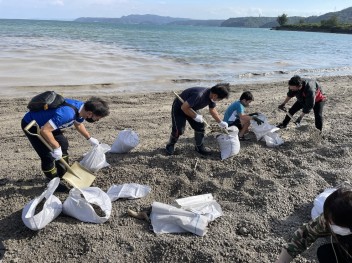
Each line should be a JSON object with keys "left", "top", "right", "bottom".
{"left": 223, "top": 91, "right": 263, "bottom": 141}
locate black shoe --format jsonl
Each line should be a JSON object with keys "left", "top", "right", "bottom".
{"left": 55, "top": 182, "right": 70, "bottom": 193}
{"left": 239, "top": 136, "right": 249, "bottom": 141}
{"left": 165, "top": 143, "right": 175, "bottom": 155}
{"left": 195, "top": 145, "right": 211, "bottom": 156}
{"left": 277, "top": 123, "right": 287, "bottom": 129}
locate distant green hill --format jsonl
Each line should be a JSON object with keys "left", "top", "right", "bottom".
{"left": 74, "top": 7, "right": 352, "bottom": 28}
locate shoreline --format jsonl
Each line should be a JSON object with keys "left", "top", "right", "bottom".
{"left": 2, "top": 74, "right": 352, "bottom": 99}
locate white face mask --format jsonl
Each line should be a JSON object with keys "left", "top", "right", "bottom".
{"left": 211, "top": 99, "right": 216, "bottom": 103}
{"left": 330, "top": 224, "right": 352, "bottom": 236}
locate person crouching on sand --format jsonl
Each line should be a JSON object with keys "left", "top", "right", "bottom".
{"left": 276, "top": 187, "right": 352, "bottom": 263}
{"left": 222, "top": 91, "right": 263, "bottom": 141}
{"left": 166, "top": 83, "right": 230, "bottom": 156}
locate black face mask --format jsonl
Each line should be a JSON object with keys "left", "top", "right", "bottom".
{"left": 85, "top": 118, "right": 96, "bottom": 123}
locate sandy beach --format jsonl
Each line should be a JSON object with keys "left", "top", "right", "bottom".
{"left": 1, "top": 75, "right": 352, "bottom": 263}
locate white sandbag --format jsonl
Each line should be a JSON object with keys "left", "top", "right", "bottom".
{"left": 250, "top": 114, "right": 279, "bottom": 141}
{"left": 22, "top": 178, "right": 62, "bottom": 230}
{"left": 216, "top": 126, "right": 240, "bottom": 160}
{"left": 63, "top": 187, "right": 112, "bottom": 224}
{"left": 150, "top": 201, "right": 209, "bottom": 236}
{"left": 107, "top": 183, "right": 151, "bottom": 201}
{"left": 174, "top": 194, "right": 223, "bottom": 222}
{"left": 80, "top": 143, "right": 111, "bottom": 173}
{"left": 311, "top": 188, "right": 336, "bottom": 219}
{"left": 110, "top": 129, "right": 139, "bottom": 153}
{"left": 263, "top": 132, "right": 284, "bottom": 147}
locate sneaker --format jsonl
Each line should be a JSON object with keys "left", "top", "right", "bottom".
{"left": 276, "top": 123, "right": 287, "bottom": 129}
{"left": 239, "top": 136, "right": 249, "bottom": 141}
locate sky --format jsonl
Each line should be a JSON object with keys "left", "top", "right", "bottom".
{"left": 0, "top": 0, "right": 351, "bottom": 20}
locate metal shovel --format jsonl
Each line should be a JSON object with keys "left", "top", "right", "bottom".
{"left": 24, "top": 120, "right": 96, "bottom": 189}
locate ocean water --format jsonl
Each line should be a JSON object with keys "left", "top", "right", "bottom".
{"left": 0, "top": 19, "right": 351, "bottom": 96}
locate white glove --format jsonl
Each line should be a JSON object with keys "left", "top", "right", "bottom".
{"left": 88, "top": 137, "right": 99, "bottom": 146}
{"left": 193, "top": 114, "right": 204, "bottom": 123}
{"left": 50, "top": 146, "right": 62, "bottom": 161}
{"left": 218, "top": 121, "right": 228, "bottom": 129}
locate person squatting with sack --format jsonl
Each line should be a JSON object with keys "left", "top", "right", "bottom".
{"left": 277, "top": 75, "right": 326, "bottom": 131}
{"left": 223, "top": 91, "right": 264, "bottom": 141}
{"left": 21, "top": 96, "right": 109, "bottom": 191}
{"left": 166, "top": 83, "right": 230, "bottom": 156}
{"left": 276, "top": 187, "right": 352, "bottom": 263}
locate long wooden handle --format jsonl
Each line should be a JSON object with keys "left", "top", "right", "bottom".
{"left": 173, "top": 91, "right": 209, "bottom": 126}
{"left": 24, "top": 120, "right": 78, "bottom": 176}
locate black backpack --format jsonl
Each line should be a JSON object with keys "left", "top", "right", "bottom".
{"left": 27, "top": 91, "right": 78, "bottom": 116}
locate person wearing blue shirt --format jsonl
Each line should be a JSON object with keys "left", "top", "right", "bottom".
{"left": 223, "top": 91, "right": 263, "bottom": 141}
{"left": 166, "top": 83, "right": 230, "bottom": 156}
{"left": 21, "top": 96, "right": 109, "bottom": 191}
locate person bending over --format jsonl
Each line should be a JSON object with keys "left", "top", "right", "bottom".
{"left": 166, "top": 83, "right": 230, "bottom": 156}
{"left": 277, "top": 75, "right": 326, "bottom": 131}
{"left": 21, "top": 96, "right": 109, "bottom": 191}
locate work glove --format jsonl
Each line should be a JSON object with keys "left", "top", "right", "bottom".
{"left": 278, "top": 103, "right": 287, "bottom": 112}
{"left": 193, "top": 114, "right": 204, "bottom": 123}
{"left": 51, "top": 146, "right": 62, "bottom": 161}
{"left": 252, "top": 116, "right": 264, "bottom": 125}
{"left": 248, "top": 112, "right": 259, "bottom": 116}
{"left": 294, "top": 116, "right": 302, "bottom": 126}
{"left": 88, "top": 137, "right": 100, "bottom": 146}
{"left": 218, "top": 121, "right": 228, "bottom": 129}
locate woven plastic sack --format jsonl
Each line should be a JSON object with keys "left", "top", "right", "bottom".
{"left": 311, "top": 188, "right": 336, "bottom": 219}
{"left": 22, "top": 178, "right": 62, "bottom": 230}
{"left": 63, "top": 187, "right": 112, "bottom": 224}
{"left": 263, "top": 132, "right": 284, "bottom": 147}
{"left": 250, "top": 114, "right": 279, "bottom": 141}
{"left": 216, "top": 126, "right": 240, "bottom": 160}
{"left": 110, "top": 129, "right": 139, "bottom": 153}
{"left": 80, "top": 143, "right": 111, "bottom": 173}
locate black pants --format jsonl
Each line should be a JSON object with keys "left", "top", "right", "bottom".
{"left": 21, "top": 119, "right": 69, "bottom": 171}
{"left": 317, "top": 243, "right": 350, "bottom": 263}
{"left": 170, "top": 99, "right": 205, "bottom": 138}
{"left": 282, "top": 100, "right": 325, "bottom": 131}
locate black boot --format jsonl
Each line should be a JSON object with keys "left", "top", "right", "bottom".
{"left": 166, "top": 135, "right": 178, "bottom": 155}
{"left": 43, "top": 166, "right": 69, "bottom": 193}
{"left": 55, "top": 155, "right": 69, "bottom": 178}
{"left": 194, "top": 132, "right": 211, "bottom": 156}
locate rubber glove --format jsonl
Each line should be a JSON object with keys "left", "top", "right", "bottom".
{"left": 88, "top": 137, "right": 100, "bottom": 146}
{"left": 278, "top": 104, "right": 287, "bottom": 112}
{"left": 51, "top": 146, "right": 62, "bottom": 161}
{"left": 252, "top": 116, "right": 264, "bottom": 125}
{"left": 218, "top": 121, "right": 228, "bottom": 129}
{"left": 193, "top": 114, "right": 204, "bottom": 123}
